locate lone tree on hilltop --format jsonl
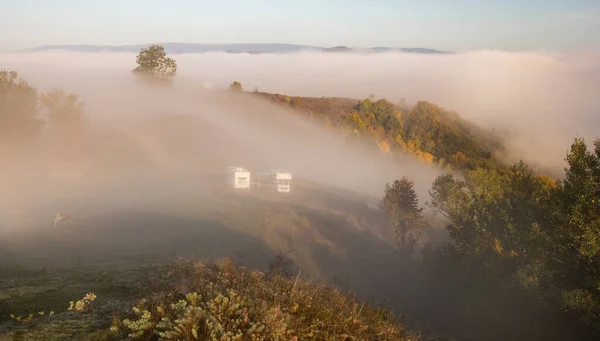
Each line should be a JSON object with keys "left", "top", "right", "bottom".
{"left": 381, "top": 176, "right": 427, "bottom": 257}
{"left": 132, "top": 44, "right": 177, "bottom": 84}
{"left": 229, "top": 81, "right": 243, "bottom": 92}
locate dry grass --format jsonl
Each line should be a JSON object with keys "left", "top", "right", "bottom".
{"left": 0, "top": 259, "right": 422, "bottom": 340}
{"left": 252, "top": 92, "right": 359, "bottom": 124}
{"left": 0, "top": 172, "right": 426, "bottom": 340}
{"left": 110, "top": 258, "right": 421, "bottom": 341}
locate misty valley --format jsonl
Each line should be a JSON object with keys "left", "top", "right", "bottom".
{"left": 1, "top": 44, "right": 600, "bottom": 341}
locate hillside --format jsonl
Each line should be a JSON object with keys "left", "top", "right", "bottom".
{"left": 3, "top": 66, "right": 599, "bottom": 341}
{"left": 19, "top": 43, "right": 450, "bottom": 55}
{"left": 323, "top": 46, "right": 450, "bottom": 54}
{"left": 0, "top": 169, "right": 433, "bottom": 340}
{"left": 253, "top": 91, "right": 505, "bottom": 171}
{"left": 0, "top": 260, "right": 419, "bottom": 340}
{"left": 252, "top": 92, "right": 359, "bottom": 122}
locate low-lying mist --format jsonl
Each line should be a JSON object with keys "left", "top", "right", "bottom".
{"left": 0, "top": 47, "right": 596, "bottom": 238}
{"left": 0, "top": 48, "right": 597, "bottom": 236}
{"left": 3, "top": 48, "right": 599, "bottom": 177}
{"left": 0, "top": 50, "right": 449, "bottom": 208}
{"left": 2, "top": 49, "right": 597, "bottom": 341}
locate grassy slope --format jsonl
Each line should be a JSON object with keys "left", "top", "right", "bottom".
{"left": 1, "top": 170, "right": 433, "bottom": 340}
{"left": 0, "top": 91, "right": 513, "bottom": 341}
{"left": 0, "top": 261, "right": 421, "bottom": 340}
{"left": 253, "top": 92, "right": 359, "bottom": 123}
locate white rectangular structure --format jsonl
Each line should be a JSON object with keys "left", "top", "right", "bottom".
{"left": 227, "top": 166, "right": 251, "bottom": 189}
{"left": 257, "top": 170, "right": 292, "bottom": 193}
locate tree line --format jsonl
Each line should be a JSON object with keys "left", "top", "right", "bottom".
{"left": 252, "top": 89, "right": 505, "bottom": 172}
{"left": 0, "top": 70, "right": 87, "bottom": 160}
{"left": 381, "top": 138, "right": 600, "bottom": 338}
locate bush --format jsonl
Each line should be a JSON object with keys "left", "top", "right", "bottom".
{"left": 111, "top": 259, "right": 418, "bottom": 340}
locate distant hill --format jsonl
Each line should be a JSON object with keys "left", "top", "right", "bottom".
{"left": 323, "top": 46, "right": 450, "bottom": 54}
{"left": 20, "top": 43, "right": 451, "bottom": 54}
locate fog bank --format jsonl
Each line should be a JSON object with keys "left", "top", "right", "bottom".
{"left": 0, "top": 50, "right": 451, "bottom": 230}
{"left": 2, "top": 49, "right": 598, "bottom": 176}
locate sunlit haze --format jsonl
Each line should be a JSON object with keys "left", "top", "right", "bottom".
{"left": 2, "top": 3, "right": 600, "bottom": 341}
{"left": 1, "top": 49, "right": 598, "bottom": 175}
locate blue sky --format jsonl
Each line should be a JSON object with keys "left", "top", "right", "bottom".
{"left": 0, "top": 0, "right": 598, "bottom": 51}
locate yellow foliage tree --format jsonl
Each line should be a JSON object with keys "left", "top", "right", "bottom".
{"left": 406, "top": 140, "right": 417, "bottom": 153}
{"left": 422, "top": 152, "right": 435, "bottom": 165}
{"left": 343, "top": 112, "right": 365, "bottom": 132}
{"left": 395, "top": 134, "right": 407, "bottom": 151}
{"left": 536, "top": 174, "right": 557, "bottom": 189}
{"left": 377, "top": 139, "right": 392, "bottom": 153}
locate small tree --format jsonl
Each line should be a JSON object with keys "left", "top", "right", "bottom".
{"left": 381, "top": 177, "right": 426, "bottom": 256}
{"left": 40, "top": 89, "right": 87, "bottom": 163}
{"left": 555, "top": 137, "right": 600, "bottom": 325}
{"left": 342, "top": 112, "right": 366, "bottom": 133}
{"left": 229, "top": 81, "right": 243, "bottom": 92}
{"left": 41, "top": 89, "right": 86, "bottom": 129}
{"left": 132, "top": 44, "right": 177, "bottom": 84}
{"left": 0, "top": 70, "right": 43, "bottom": 148}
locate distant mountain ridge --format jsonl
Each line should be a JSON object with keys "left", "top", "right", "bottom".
{"left": 20, "top": 43, "right": 451, "bottom": 55}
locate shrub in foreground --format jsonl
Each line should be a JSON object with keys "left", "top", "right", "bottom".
{"left": 110, "top": 259, "right": 418, "bottom": 341}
